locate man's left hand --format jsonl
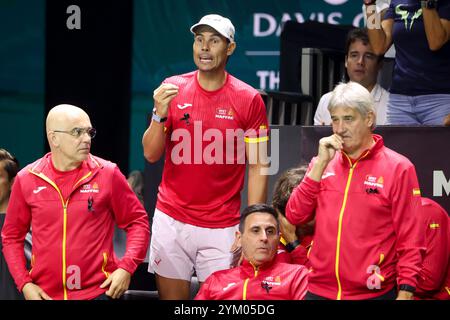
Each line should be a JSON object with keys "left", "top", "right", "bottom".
{"left": 100, "top": 268, "right": 131, "bottom": 299}
{"left": 396, "top": 290, "right": 414, "bottom": 300}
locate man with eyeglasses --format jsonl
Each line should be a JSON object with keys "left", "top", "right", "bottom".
{"left": 1, "top": 104, "right": 150, "bottom": 300}
{"left": 314, "top": 27, "right": 389, "bottom": 125}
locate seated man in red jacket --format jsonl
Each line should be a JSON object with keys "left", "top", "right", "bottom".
{"left": 415, "top": 197, "right": 449, "bottom": 300}
{"left": 272, "top": 165, "right": 313, "bottom": 267}
{"left": 286, "top": 81, "right": 425, "bottom": 300}
{"left": 195, "top": 204, "right": 308, "bottom": 300}
{"left": 1, "top": 104, "right": 150, "bottom": 300}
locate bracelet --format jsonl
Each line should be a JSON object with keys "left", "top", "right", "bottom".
{"left": 285, "top": 239, "right": 301, "bottom": 253}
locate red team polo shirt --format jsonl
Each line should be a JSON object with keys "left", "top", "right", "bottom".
{"left": 156, "top": 71, "right": 269, "bottom": 228}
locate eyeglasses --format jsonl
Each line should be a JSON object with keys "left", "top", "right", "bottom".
{"left": 52, "top": 127, "right": 97, "bottom": 138}
{"left": 348, "top": 52, "right": 378, "bottom": 62}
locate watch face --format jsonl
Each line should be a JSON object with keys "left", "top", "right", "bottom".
{"left": 152, "top": 113, "right": 162, "bottom": 122}
{"left": 152, "top": 111, "right": 167, "bottom": 123}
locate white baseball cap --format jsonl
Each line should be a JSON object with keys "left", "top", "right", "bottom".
{"left": 190, "top": 14, "right": 235, "bottom": 43}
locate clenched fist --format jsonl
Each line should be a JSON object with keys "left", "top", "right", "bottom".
{"left": 153, "top": 83, "right": 179, "bottom": 118}
{"left": 317, "top": 134, "right": 344, "bottom": 164}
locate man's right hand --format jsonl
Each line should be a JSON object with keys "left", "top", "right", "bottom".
{"left": 22, "top": 282, "right": 52, "bottom": 300}
{"left": 317, "top": 134, "right": 344, "bottom": 164}
{"left": 153, "top": 83, "right": 179, "bottom": 118}
{"left": 307, "top": 134, "right": 344, "bottom": 182}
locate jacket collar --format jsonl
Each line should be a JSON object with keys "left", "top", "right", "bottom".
{"left": 240, "top": 258, "right": 277, "bottom": 277}
{"left": 340, "top": 134, "right": 384, "bottom": 166}
{"left": 29, "top": 152, "right": 102, "bottom": 177}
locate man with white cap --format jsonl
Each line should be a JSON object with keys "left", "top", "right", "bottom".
{"left": 142, "top": 14, "right": 269, "bottom": 300}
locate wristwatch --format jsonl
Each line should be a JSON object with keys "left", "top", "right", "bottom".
{"left": 421, "top": 0, "right": 438, "bottom": 9}
{"left": 152, "top": 109, "right": 167, "bottom": 123}
{"left": 285, "top": 239, "right": 301, "bottom": 253}
{"left": 363, "top": 0, "right": 377, "bottom": 5}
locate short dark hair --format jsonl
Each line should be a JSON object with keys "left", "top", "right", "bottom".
{"left": 239, "top": 204, "right": 279, "bottom": 233}
{"left": 272, "top": 165, "right": 308, "bottom": 216}
{"left": 0, "top": 148, "right": 19, "bottom": 182}
{"left": 345, "top": 27, "right": 382, "bottom": 62}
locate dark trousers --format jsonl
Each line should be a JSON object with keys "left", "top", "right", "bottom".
{"left": 93, "top": 293, "right": 112, "bottom": 300}
{"left": 305, "top": 287, "right": 397, "bottom": 300}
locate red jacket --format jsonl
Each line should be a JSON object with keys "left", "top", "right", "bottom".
{"left": 286, "top": 135, "right": 425, "bottom": 300}
{"left": 415, "top": 197, "right": 450, "bottom": 300}
{"left": 1, "top": 153, "right": 150, "bottom": 300}
{"left": 431, "top": 266, "right": 450, "bottom": 300}
{"left": 195, "top": 259, "right": 308, "bottom": 300}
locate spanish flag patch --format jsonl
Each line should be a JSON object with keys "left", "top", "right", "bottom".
{"left": 413, "top": 188, "right": 421, "bottom": 196}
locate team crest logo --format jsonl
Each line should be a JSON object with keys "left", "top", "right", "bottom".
{"left": 80, "top": 183, "right": 100, "bottom": 193}
{"left": 215, "top": 107, "right": 234, "bottom": 120}
{"left": 364, "top": 175, "right": 384, "bottom": 189}
{"left": 261, "top": 276, "right": 281, "bottom": 287}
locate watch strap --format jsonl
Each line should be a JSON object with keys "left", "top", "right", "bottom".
{"left": 152, "top": 110, "right": 167, "bottom": 123}
{"left": 421, "top": 0, "right": 438, "bottom": 9}
{"left": 285, "top": 239, "right": 301, "bottom": 253}
{"left": 398, "top": 284, "right": 416, "bottom": 293}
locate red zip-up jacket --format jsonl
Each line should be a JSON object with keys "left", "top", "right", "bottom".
{"left": 431, "top": 265, "right": 450, "bottom": 300}
{"left": 1, "top": 153, "right": 150, "bottom": 300}
{"left": 195, "top": 259, "right": 308, "bottom": 300}
{"left": 286, "top": 135, "right": 425, "bottom": 300}
{"left": 415, "top": 197, "right": 449, "bottom": 300}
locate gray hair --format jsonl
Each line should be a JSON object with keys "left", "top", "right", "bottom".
{"left": 328, "top": 81, "right": 376, "bottom": 130}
